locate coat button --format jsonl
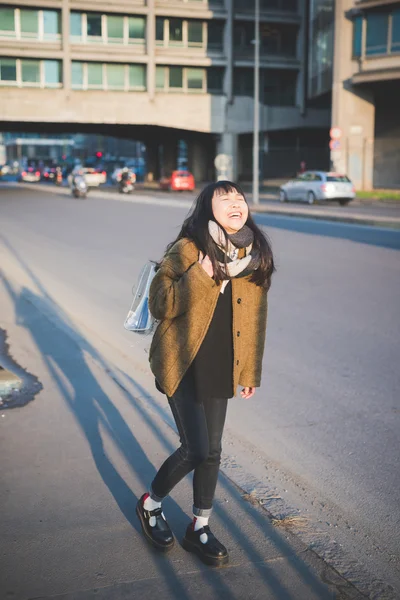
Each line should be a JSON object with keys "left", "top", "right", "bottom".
{"left": 237, "top": 331, "right": 240, "bottom": 337}
{"left": 236, "top": 360, "right": 240, "bottom": 366}
{"left": 237, "top": 298, "right": 242, "bottom": 304}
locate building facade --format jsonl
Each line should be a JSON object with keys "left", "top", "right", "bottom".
{"left": 330, "top": 0, "right": 400, "bottom": 189}
{"left": 0, "top": 0, "right": 330, "bottom": 181}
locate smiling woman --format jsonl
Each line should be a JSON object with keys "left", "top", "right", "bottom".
{"left": 136, "top": 180, "right": 275, "bottom": 568}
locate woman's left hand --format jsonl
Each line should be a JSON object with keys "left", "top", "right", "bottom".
{"left": 241, "top": 387, "right": 256, "bottom": 399}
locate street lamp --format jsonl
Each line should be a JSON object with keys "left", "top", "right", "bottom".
{"left": 252, "top": 0, "right": 260, "bottom": 205}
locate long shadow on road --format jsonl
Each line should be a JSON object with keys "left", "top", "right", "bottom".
{"left": 0, "top": 231, "right": 339, "bottom": 599}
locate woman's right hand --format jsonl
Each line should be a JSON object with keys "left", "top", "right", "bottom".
{"left": 199, "top": 252, "right": 214, "bottom": 278}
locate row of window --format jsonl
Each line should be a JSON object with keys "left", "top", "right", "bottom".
{"left": 155, "top": 17, "right": 223, "bottom": 50}
{"left": 70, "top": 13, "right": 145, "bottom": 45}
{"left": 0, "top": 8, "right": 60, "bottom": 40}
{"left": 234, "top": 68, "right": 297, "bottom": 106}
{"left": 353, "top": 9, "right": 400, "bottom": 57}
{"left": 234, "top": 22, "right": 298, "bottom": 57}
{"left": 155, "top": 65, "right": 222, "bottom": 92}
{"left": 72, "top": 62, "right": 146, "bottom": 90}
{"left": 0, "top": 58, "right": 61, "bottom": 87}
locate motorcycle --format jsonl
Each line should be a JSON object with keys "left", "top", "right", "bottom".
{"left": 118, "top": 170, "right": 135, "bottom": 194}
{"left": 71, "top": 174, "right": 88, "bottom": 198}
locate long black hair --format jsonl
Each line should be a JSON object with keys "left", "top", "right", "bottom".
{"left": 160, "top": 180, "right": 275, "bottom": 289}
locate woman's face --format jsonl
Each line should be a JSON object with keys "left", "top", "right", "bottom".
{"left": 211, "top": 188, "right": 249, "bottom": 234}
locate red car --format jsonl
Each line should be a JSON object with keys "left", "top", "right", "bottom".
{"left": 160, "top": 170, "right": 195, "bottom": 192}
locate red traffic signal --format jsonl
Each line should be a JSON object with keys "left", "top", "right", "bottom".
{"left": 96, "top": 151, "right": 103, "bottom": 158}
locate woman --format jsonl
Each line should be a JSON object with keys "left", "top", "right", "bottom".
{"left": 136, "top": 180, "right": 275, "bottom": 567}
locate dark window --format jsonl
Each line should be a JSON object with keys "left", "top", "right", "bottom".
{"left": 392, "top": 9, "right": 400, "bottom": 52}
{"left": 156, "top": 17, "right": 164, "bottom": 41}
{"left": 87, "top": 13, "right": 102, "bottom": 38}
{"left": 0, "top": 58, "right": 17, "bottom": 81}
{"left": 169, "top": 19, "right": 183, "bottom": 44}
{"left": 208, "top": 21, "right": 224, "bottom": 51}
{"left": 366, "top": 12, "right": 388, "bottom": 55}
{"left": 207, "top": 67, "right": 224, "bottom": 93}
{"left": 353, "top": 15, "right": 362, "bottom": 57}
{"left": 169, "top": 66, "right": 183, "bottom": 88}
{"left": 327, "top": 175, "right": 350, "bottom": 182}
{"left": 234, "top": 68, "right": 253, "bottom": 95}
{"left": 188, "top": 21, "right": 203, "bottom": 45}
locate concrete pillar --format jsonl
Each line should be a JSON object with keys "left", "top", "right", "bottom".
{"left": 331, "top": 0, "right": 375, "bottom": 190}
{"left": 162, "top": 139, "right": 178, "bottom": 176}
{"left": 147, "top": 0, "right": 155, "bottom": 101}
{"left": 216, "top": 132, "right": 238, "bottom": 181}
{"left": 188, "top": 138, "right": 209, "bottom": 183}
{"left": 225, "top": 0, "right": 234, "bottom": 104}
{"left": 62, "top": 0, "right": 71, "bottom": 91}
{"left": 145, "top": 142, "right": 160, "bottom": 182}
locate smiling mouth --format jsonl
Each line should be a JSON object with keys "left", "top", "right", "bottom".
{"left": 228, "top": 212, "right": 242, "bottom": 218}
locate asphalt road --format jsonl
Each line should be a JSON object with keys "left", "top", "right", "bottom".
{"left": 1, "top": 184, "right": 399, "bottom": 598}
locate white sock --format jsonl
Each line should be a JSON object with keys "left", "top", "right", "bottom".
{"left": 143, "top": 492, "right": 161, "bottom": 512}
{"left": 193, "top": 515, "right": 209, "bottom": 531}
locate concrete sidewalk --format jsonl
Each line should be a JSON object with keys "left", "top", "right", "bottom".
{"left": 0, "top": 271, "right": 365, "bottom": 600}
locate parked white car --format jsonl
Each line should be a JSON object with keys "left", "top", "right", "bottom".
{"left": 280, "top": 171, "right": 356, "bottom": 206}
{"left": 68, "top": 167, "right": 107, "bottom": 188}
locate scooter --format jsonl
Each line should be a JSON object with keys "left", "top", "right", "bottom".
{"left": 71, "top": 174, "right": 88, "bottom": 198}
{"left": 118, "top": 170, "right": 134, "bottom": 194}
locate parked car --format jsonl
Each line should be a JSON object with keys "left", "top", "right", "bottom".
{"left": 68, "top": 167, "right": 106, "bottom": 188}
{"left": 160, "top": 170, "right": 195, "bottom": 192}
{"left": 19, "top": 167, "right": 41, "bottom": 183}
{"left": 279, "top": 171, "right": 356, "bottom": 205}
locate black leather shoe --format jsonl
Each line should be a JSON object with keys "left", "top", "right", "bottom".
{"left": 136, "top": 494, "right": 175, "bottom": 552}
{"left": 182, "top": 523, "right": 229, "bottom": 567}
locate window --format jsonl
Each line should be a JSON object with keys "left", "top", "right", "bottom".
{"left": 208, "top": 21, "right": 224, "bottom": 51}
{"left": 207, "top": 67, "right": 223, "bottom": 93}
{"left": 169, "top": 19, "right": 183, "bottom": 45}
{"left": 129, "top": 64, "right": 146, "bottom": 89}
{"left": 87, "top": 62, "right": 103, "bottom": 87}
{"left": 106, "top": 63, "right": 124, "bottom": 89}
{"left": 107, "top": 16, "right": 124, "bottom": 43}
{"left": 43, "top": 11, "right": 60, "bottom": 40}
{"left": 71, "top": 61, "right": 83, "bottom": 88}
{"left": 44, "top": 60, "right": 61, "bottom": 86}
{"left": 188, "top": 21, "right": 203, "bottom": 46}
{"left": 129, "top": 17, "right": 145, "bottom": 41}
{"left": 0, "top": 8, "right": 15, "bottom": 36}
{"left": 169, "top": 66, "right": 183, "bottom": 88}
{"left": 20, "top": 9, "right": 39, "bottom": 38}
{"left": 21, "top": 60, "right": 40, "bottom": 84}
{"left": 70, "top": 13, "right": 82, "bottom": 39}
{"left": 392, "top": 9, "right": 400, "bottom": 52}
{"left": 187, "top": 67, "right": 203, "bottom": 90}
{"left": 87, "top": 14, "right": 102, "bottom": 39}
{"left": 0, "top": 58, "right": 17, "bottom": 83}
{"left": 366, "top": 12, "right": 388, "bottom": 55}
{"left": 352, "top": 15, "right": 362, "bottom": 57}
{"left": 156, "top": 18, "right": 165, "bottom": 41}
{"left": 156, "top": 66, "right": 165, "bottom": 89}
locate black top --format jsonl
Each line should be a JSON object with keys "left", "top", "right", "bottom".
{"left": 156, "top": 281, "right": 234, "bottom": 401}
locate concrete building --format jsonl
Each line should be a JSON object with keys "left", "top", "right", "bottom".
{"left": 329, "top": 0, "right": 400, "bottom": 190}
{"left": 0, "top": 0, "right": 330, "bottom": 181}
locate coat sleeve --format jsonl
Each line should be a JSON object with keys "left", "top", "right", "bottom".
{"left": 239, "top": 289, "right": 268, "bottom": 388}
{"left": 149, "top": 245, "right": 217, "bottom": 321}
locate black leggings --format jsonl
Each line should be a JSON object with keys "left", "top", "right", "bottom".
{"left": 150, "top": 377, "right": 228, "bottom": 517}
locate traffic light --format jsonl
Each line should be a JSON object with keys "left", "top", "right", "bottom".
{"left": 96, "top": 151, "right": 103, "bottom": 158}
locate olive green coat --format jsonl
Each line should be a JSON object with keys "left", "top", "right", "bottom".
{"left": 149, "top": 238, "right": 268, "bottom": 398}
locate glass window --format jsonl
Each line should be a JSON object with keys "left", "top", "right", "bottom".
{"left": 366, "top": 12, "right": 389, "bottom": 55}
{"left": 87, "top": 63, "right": 103, "bottom": 87}
{"left": 208, "top": 21, "right": 224, "bottom": 51}
{"left": 107, "top": 64, "right": 125, "bottom": 88}
{"left": 129, "top": 17, "right": 145, "bottom": 40}
{"left": 169, "top": 19, "right": 183, "bottom": 45}
{"left": 71, "top": 61, "right": 83, "bottom": 88}
{"left": 21, "top": 60, "right": 40, "bottom": 84}
{"left": 20, "top": 9, "right": 39, "bottom": 38}
{"left": 352, "top": 15, "right": 362, "bottom": 57}
{"left": 156, "top": 17, "right": 164, "bottom": 41}
{"left": 129, "top": 64, "right": 145, "bottom": 89}
{"left": 70, "top": 13, "right": 82, "bottom": 39}
{"left": 43, "top": 11, "right": 60, "bottom": 39}
{"left": 187, "top": 67, "right": 204, "bottom": 90}
{"left": 188, "top": 21, "right": 203, "bottom": 45}
{"left": 392, "top": 9, "right": 400, "bottom": 52}
{"left": 87, "top": 13, "right": 102, "bottom": 39}
{"left": 0, "top": 8, "right": 15, "bottom": 34}
{"left": 0, "top": 58, "right": 17, "bottom": 82}
{"left": 107, "top": 16, "right": 124, "bottom": 43}
{"left": 207, "top": 67, "right": 223, "bottom": 93}
{"left": 44, "top": 60, "right": 61, "bottom": 86}
{"left": 155, "top": 66, "right": 165, "bottom": 89}
{"left": 169, "top": 66, "right": 183, "bottom": 88}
